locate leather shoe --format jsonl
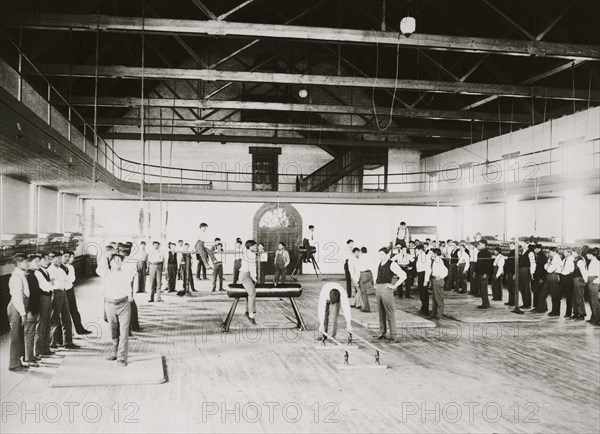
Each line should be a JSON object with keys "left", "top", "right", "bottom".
{"left": 64, "top": 343, "right": 80, "bottom": 349}
{"left": 9, "top": 366, "right": 29, "bottom": 372}
{"left": 106, "top": 355, "right": 117, "bottom": 361}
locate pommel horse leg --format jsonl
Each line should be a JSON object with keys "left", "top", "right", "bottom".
{"left": 289, "top": 298, "right": 307, "bottom": 331}
{"left": 222, "top": 298, "right": 241, "bottom": 331}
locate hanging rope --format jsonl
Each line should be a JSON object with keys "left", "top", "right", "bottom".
{"left": 371, "top": 25, "right": 402, "bottom": 131}
{"left": 159, "top": 107, "right": 164, "bottom": 239}
{"left": 163, "top": 82, "right": 177, "bottom": 240}
{"left": 139, "top": 5, "right": 146, "bottom": 238}
{"left": 90, "top": 3, "right": 100, "bottom": 236}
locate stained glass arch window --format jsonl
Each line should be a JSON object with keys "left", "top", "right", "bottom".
{"left": 258, "top": 207, "right": 296, "bottom": 228}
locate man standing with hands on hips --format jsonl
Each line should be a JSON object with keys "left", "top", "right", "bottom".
{"left": 374, "top": 247, "right": 406, "bottom": 343}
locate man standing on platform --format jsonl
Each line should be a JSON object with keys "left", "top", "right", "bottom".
{"left": 194, "top": 223, "right": 213, "bottom": 272}
{"left": 147, "top": 241, "right": 164, "bottom": 303}
{"left": 394, "top": 221, "right": 410, "bottom": 248}
{"left": 374, "top": 247, "right": 406, "bottom": 342}
{"left": 556, "top": 249, "right": 575, "bottom": 318}
{"left": 273, "top": 242, "right": 290, "bottom": 286}
{"left": 572, "top": 247, "right": 587, "bottom": 320}
{"left": 176, "top": 240, "right": 184, "bottom": 281}
{"left": 476, "top": 240, "right": 493, "bottom": 309}
{"left": 469, "top": 242, "right": 480, "bottom": 296}
{"left": 518, "top": 243, "right": 536, "bottom": 309}
{"left": 491, "top": 247, "right": 506, "bottom": 301}
{"left": 539, "top": 247, "right": 562, "bottom": 314}
{"left": 34, "top": 253, "right": 54, "bottom": 358}
{"left": 318, "top": 282, "right": 353, "bottom": 340}
{"left": 23, "top": 255, "right": 42, "bottom": 367}
{"left": 61, "top": 251, "right": 90, "bottom": 336}
{"left": 415, "top": 245, "right": 431, "bottom": 316}
{"left": 392, "top": 245, "right": 413, "bottom": 299}
{"left": 456, "top": 243, "right": 470, "bottom": 294}
{"left": 212, "top": 243, "right": 225, "bottom": 292}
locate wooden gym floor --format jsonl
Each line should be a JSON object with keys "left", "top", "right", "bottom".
{"left": 1, "top": 273, "right": 599, "bottom": 433}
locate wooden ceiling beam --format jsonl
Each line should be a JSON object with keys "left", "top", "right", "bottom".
{"left": 17, "top": 14, "right": 600, "bottom": 61}
{"left": 38, "top": 64, "right": 600, "bottom": 100}
{"left": 64, "top": 96, "right": 531, "bottom": 123}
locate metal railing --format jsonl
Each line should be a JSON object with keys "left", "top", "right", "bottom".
{"left": 1, "top": 30, "right": 598, "bottom": 194}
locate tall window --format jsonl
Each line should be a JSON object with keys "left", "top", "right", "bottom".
{"left": 249, "top": 147, "right": 281, "bottom": 191}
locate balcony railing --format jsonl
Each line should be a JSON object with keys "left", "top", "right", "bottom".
{"left": 1, "top": 30, "right": 598, "bottom": 195}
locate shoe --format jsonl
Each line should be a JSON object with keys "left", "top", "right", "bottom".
{"left": 361, "top": 309, "right": 371, "bottom": 313}
{"left": 177, "top": 291, "right": 185, "bottom": 297}
{"left": 168, "top": 289, "right": 176, "bottom": 293}
{"left": 350, "top": 304, "right": 356, "bottom": 308}
{"left": 106, "top": 355, "right": 117, "bottom": 361}
{"left": 64, "top": 343, "right": 80, "bottom": 349}
{"left": 476, "top": 306, "right": 489, "bottom": 309}
{"left": 24, "top": 360, "right": 39, "bottom": 367}
{"left": 572, "top": 315, "right": 585, "bottom": 321}
{"left": 427, "top": 315, "right": 440, "bottom": 320}
{"left": 376, "top": 334, "right": 386, "bottom": 340}
{"left": 529, "top": 308, "right": 539, "bottom": 312}
{"left": 191, "top": 288, "right": 199, "bottom": 292}
{"left": 548, "top": 313, "right": 560, "bottom": 317}
{"left": 9, "top": 366, "right": 29, "bottom": 372}
{"left": 564, "top": 314, "right": 572, "bottom": 318}
{"left": 405, "top": 295, "right": 412, "bottom": 299}
{"left": 77, "top": 329, "right": 92, "bottom": 335}
{"left": 212, "top": 289, "right": 216, "bottom": 292}
{"left": 248, "top": 317, "right": 257, "bottom": 325}
{"left": 156, "top": 299, "right": 163, "bottom": 302}
{"left": 520, "top": 305, "right": 531, "bottom": 309}
{"left": 148, "top": 299, "right": 154, "bottom": 303}
{"left": 219, "top": 288, "right": 225, "bottom": 292}
{"left": 49, "top": 344, "right": 58, "bottom": 349}
{"left": 385, "top": 336, "right": 397, "bottom": 343}
{"left": 504, "top": 302, "right": 514, "bottom": 306}
{"left": 116, "top": 360, "right": 127, "bottom": 367}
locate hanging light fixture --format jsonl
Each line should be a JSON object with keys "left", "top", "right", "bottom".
{"left": 400, "top": 16, "right": 416, "bottom": 37}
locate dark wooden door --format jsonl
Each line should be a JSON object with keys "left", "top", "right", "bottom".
{"left": 254, "top": 204, "right": 302, "bottom": 275}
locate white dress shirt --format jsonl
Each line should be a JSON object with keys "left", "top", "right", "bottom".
{"left": 9, "top": 267, "right": 29, "bottom": 316}
{"left": 457, "top": 250, "right": 471, "bottom": 272}
{"left": 318, "top": 282, "right": 352, "bottom": 334}
{"left": 148, "top": 249, "right": 164, "bottom": 264}
{"left": 35, "top": 268, "right": 54, "bottom": 293}
{"left": 415, "top": 250, "right": 432, "bottom": 282}
{"left": 560, "top": 256, "right": 575, "bottom": 275}
{"left": 431, "top": 258, "right": 448, "bottom": 279}
{"left": 239, "top": 248, "right": 257, "bottom": 281}
{"left": 96, "top": 266, "right": 135, "bottom": 301}
{"left": 64, "top": 263, "right": 76, "bottom": 289}
{"left": 392, "top": 251, "right": 413, "bottom": 267}
{"left": 544, "top": 254, "right": 563, "bottom": 274}
{"left": 48, "top": 264, "right": 69, "bottom": 290}
{"left": 493, "top": 254, "right": 506, "bottom": 278}
{"left": 588, "top": 257, "right": 600, "bottom": 278}
{"left": 469, "top": 246, "right": 479, "bottom": 262}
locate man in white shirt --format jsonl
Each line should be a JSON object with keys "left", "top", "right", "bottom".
{"left": 556, "top": 249, "right": 575, "bottom": 318}
{"left": 392, "top": 246, "right": 414, "bottom": 299}
{"left": 136, "top": 241, "right": 149, "bottom": 293}
{"left": 355, "top": 247, "right": 374, "bottom": 312}
{"left": 303, "top": 225, "right": 317, "bottom": 263}
{"left": 456, "top": 243, "right": 470, "bottom": 293}
{"left": 415, "top": 245, "right": 432, "bottom": 316}
{"left": 469, "top": 243, "right": 480, "bottom": 296}
{"left": 48, "top": 252, "right": 78, "bottom": 349}
{"left": 147, "top": 241, "right": 164, "bottom": 302}
{"left": 61, "top": 251, "right": 90, "bottom": 336}
{"left": 394, "top": 221, "right": 410, "bottom": 248}
{"left": 317, "top": 282, "right": 353, "bottom": 340}
{"left": 492, "top": 247, "right": 506, "bottom": 301}
{"left": 194, "top": 222, "right": 213, "bottom": 271}
{"left": 430, "top": 249, "right": 448, "bottom": 320}
{"left": 7, "top": 254, "right": 30, "bottom": 371}
{"left": 34, "top": 253, "right": 54, "bottom": 358}
{"left": 176, "top": 240, "right": 184, "bottom": 281}
{"left": 239, "top": 240, "right": 258, "bottom": 325}
{"left": 539, "top": 247, "right": 562, "bottom": 313}
{"left": 585, "top": 249, "right": 600, "bottom": 325}
{"left": 96, "top": 254, "right": 135, "bottom": 366}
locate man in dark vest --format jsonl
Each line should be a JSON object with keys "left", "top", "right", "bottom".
{"left": 531, "top": 244, "right": 547, "bottom": 312}
{"left": 476, "top": 239, "right": 493, "bottom": 309}
{"left": 504, "top": 243, "right": 516, "bottom": 307}
{"left": 166, "top": 243, "right": 178, "bottom": 292}
{"left": 374, "top": 247, "right": 407, "bottom": 343}
{"left": 572, "top": 247, "right": 587, "bottom": 320}
{"left": 518, "top": 244, "right": 536, "bottom": 309}
{"left": 24, "top": 254, "right": 42, "bottom": 367}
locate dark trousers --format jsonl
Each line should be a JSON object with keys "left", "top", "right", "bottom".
{"left": 417, "top": 271, "right": 428, "bottom": 314}
{"left": 573, "top": 277, "right": 587, "bottom": 317}
{"left": 518, "top": 267, "right": 532, "bottom": 307}
{"left": 469, "top": 262, "right": 479, "bottom": 295}
{"left": 560, "top": 274, "right": 574, "bottom": 316}
{"left": 167, "top": 263, "right": 177, "bottom": 291}
{"left": 35, "top": 295, "right": 52, "bottom": 356}
{"left": 66, "top": 288, "right": 85, "bottom": 333}
{"left": 344, "top": 260, "right": 352, "bottom": 298}
{"left": 532, "top": 277, "right": 545, "bottom": 309}
{"left": 457, "top": 264, "right": 467, "bottom": 292}
{"left": 233, "top": 259, "right": 242, "bottom": 284}
{"left": 7, "top": 302, "right": 23, "bottom": 370}
{"left": 506, "top": 273, "right": 515, "bottom": 305}
{"left": 177, "top": 261, "right": 184, "bottom": 280}
{"left": 212, "top": 263, "right": 224, "bottom": 290}
{"left": 129, "top": 300, "right": 140, "bottom": 332}
{"left": 491, "top": 267, "right": 503, "bottom": 300}
{"left": 399, "top": 266, "right": 411, "bottom": 297}
{"left": 550, "top": 273, "right": 565, "bottom": 315}
{"left": 259, "top": 262, "right": 267, "bottom": 285}
{"left": 587, "top": 277, "right": 600, "bottom": 324}
{"left": 136, "top": 260, "right": 147, "bottom": 292}
{"left": 50, "top": 290, "right": 73, "bottom": 346}
{"left": 196, "top": 256, "right": 207, "bottom": 279}
{"left": 274, "top": 264, "right": 287, "bottom": 284}
{"left": 445, "top": 263, "right": 458, "bottom": 291}
{"left": 479, "top": 274, "right": 490, "bottom": 308}
{"left": 537, "top": 274, "right": 556, "bottom": 312}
